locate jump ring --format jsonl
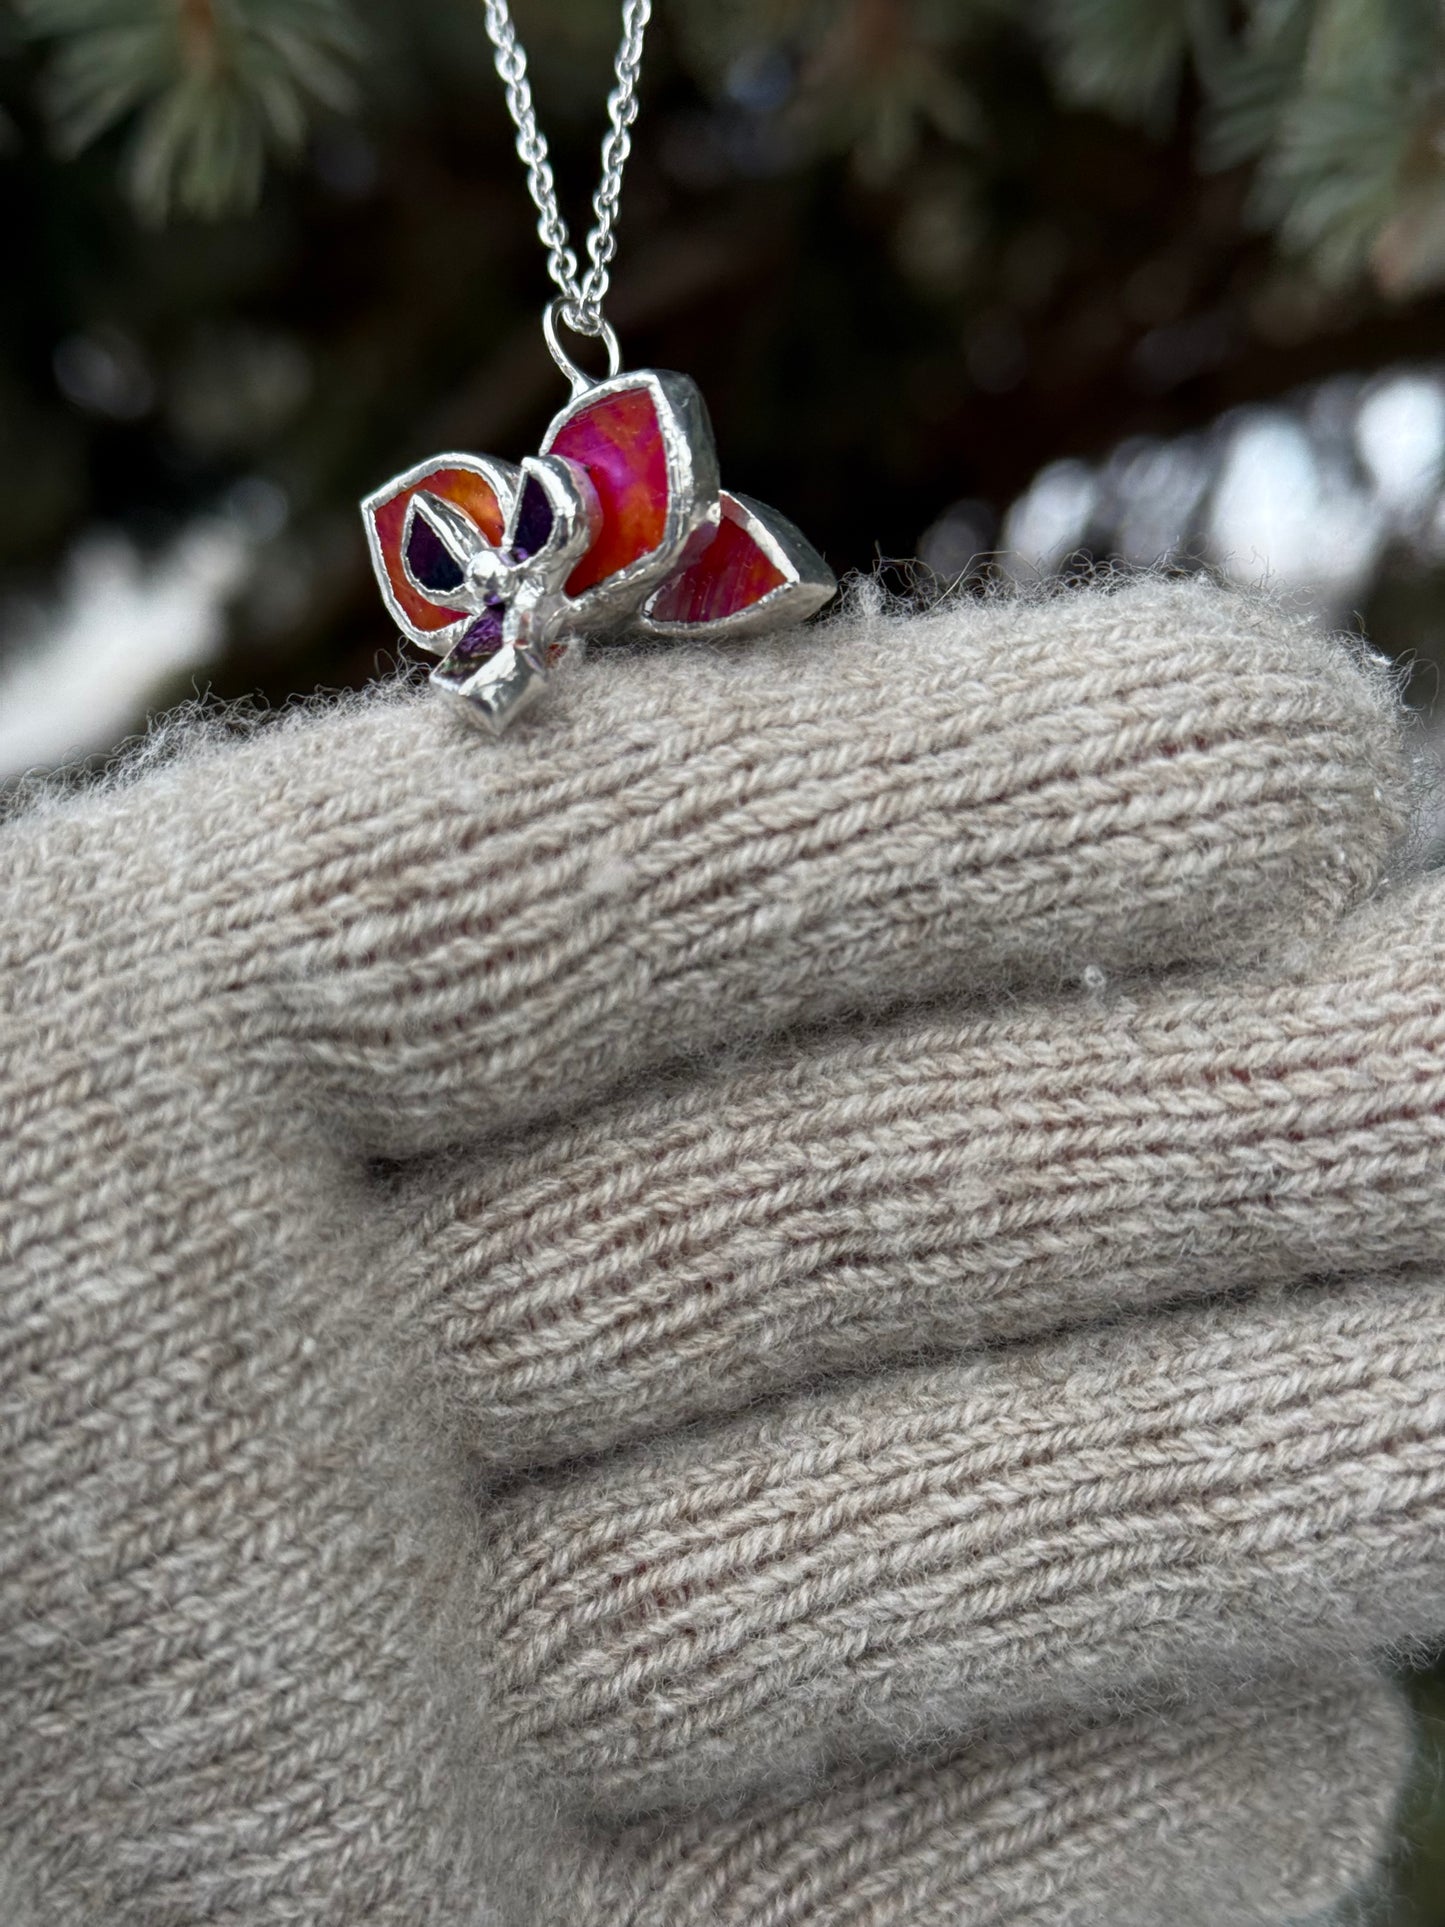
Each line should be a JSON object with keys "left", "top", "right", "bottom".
{"left": 543, "top": 296, "right": 622, "bottom": 396}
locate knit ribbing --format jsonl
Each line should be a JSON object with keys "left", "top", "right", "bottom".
{"left": 0, "top": 1105, "right": 493, "bottom": 1926}
{"left": 481, "top": 1275, "right": 1445, "bottom": 1813}
{"left": 0, "top": 579, "right": 1430, "bottom": 1923}
{"left": 0, "top": 579, "right": 1412, "bottom": 1165}
{"left": 422, "top": 866, "right": 1445, "bottom": 1470}
{"left": 552, "top": 1669, "right": 1408, "bottom": 1927}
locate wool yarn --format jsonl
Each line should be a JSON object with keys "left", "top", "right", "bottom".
{"left": 0, "top": 576, "right": 1432, "bottom": 1923}
{"left": 2, "top": 578, "right": 1407, "bottom": 1156}
{"left": 482, "top": 1275, "right": 1445, "bottom": 1813}
{"left": 424, "top": 867, "right": 1445, "bottom": 1469}
{"left": 549, "top": 1667, "right": 1410, "bottom": 1927}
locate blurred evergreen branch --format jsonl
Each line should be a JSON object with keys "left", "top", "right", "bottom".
{"left": 8, "top": 0, "right": 1445, "bottom": 727}
{"left": 672, "top": 0, "right": 999, "bottom": 185}
{"left": 14, "top": 0, "right": 1445, "bottom": 295}
{"left": 1050, "top": 0, "right": 1445, "bottom": 293}
{"left": 16, "top": 0, "right": 363, "bottom": 220}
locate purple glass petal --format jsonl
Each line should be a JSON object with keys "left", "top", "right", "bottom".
{"left": 406, "top": 509, "right": 466, "bottom": 594}
{"left": 512, "top": 472, "right": 555, "bottom": 560}
{"left": 448, "top": 607, "right": 506, "bottom": 664}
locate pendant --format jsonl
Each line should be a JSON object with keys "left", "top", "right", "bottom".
{"left": 361, "top": 320, "right": 836, "bottom": 733}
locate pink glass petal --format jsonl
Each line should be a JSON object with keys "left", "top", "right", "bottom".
{"left": 646, "top": 495, "right": 787, "bottom": 626}
{"left": 370, "top": 465, "right": 507, "bottom": 633}
{"left": 545, "top": 384, "right": 669, "bottom": 597}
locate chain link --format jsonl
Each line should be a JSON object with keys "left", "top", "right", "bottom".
{"left": 481, "top": 0, "right": 652, "bottom": 340}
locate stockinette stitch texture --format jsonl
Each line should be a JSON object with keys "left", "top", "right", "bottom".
{"left": 0, "top": 574, "right": 1433, "bottom": 1923}
{"left": 429, "top": 866, "right": 1445, "bottom": 1469}
{"left": 546, "top": 1668, "right": 1410, "bottom": 1926}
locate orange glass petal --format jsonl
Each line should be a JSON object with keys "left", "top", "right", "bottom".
{"left": 372, "top": 466, "right": 507, "bottom": 633}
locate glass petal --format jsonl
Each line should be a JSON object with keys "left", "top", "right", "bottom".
{"left": 544, "top": 382, "right": 670, "bottom": 597}
{"left": 448, "top": 606, "right": 506, "bottom": 663}
{"left": 405, "top": 501, "right": 468, "bottom": 594}
{"left": 646, "top": 495, "right": 788, "bottom": 625}
{"left": 511, "top": 470, "right": 557, "bottom": 561}
{"left": 366, "top": 460, "right": 509, "bottom": 636}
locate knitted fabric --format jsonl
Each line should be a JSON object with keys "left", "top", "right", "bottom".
{"left": 0, "top": 577, "right": 1430, "bottom": 1923}
{"left": 483, "top": 1275, "right": 1445, "bottom": 1812}
{"left": 427, "top": 866, "right": 1445, "bottom": 1470}
{"left": 548, "top": 1668, "right": 1411, "bottom": 1927}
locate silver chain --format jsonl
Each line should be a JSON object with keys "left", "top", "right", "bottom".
{"left": 481, "top": 0, "right": 652, "bottom": 340}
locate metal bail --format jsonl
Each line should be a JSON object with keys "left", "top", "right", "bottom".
{"left": 543, "top": 296, "right": 623, "bottom": 397}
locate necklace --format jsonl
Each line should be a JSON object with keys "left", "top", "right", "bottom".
{"left": 361, "top": 1, "right": 836, "bottom": 735}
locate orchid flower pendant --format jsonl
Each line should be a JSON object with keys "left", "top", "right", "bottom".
{"left": 362, "top": 368, "right": 836, "bottom": 733}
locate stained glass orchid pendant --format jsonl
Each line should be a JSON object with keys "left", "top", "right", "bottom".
{"left": 362, "top": 1, "right": 835, "bottom": 735}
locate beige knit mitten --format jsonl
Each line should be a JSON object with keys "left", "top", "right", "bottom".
{"left": 0, "top": 577, "right": 1434, "bottom": 1924}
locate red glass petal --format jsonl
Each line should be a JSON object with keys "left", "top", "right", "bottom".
{"left": 545, "top": 384, "right": 669, "bottom": 597}
{"left": 371, "top": 465, "right": 507, "bottom": 633}
{"left": 646, "top": 494, "right": 787, "bottom": 626}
